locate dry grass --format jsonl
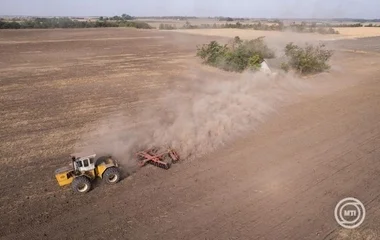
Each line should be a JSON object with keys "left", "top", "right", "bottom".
{"left": 333, "top": 27, "right": 380, "bottom": 38}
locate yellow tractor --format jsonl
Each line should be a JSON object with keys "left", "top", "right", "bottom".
{"left": 55, "top": 154, "right": 121, "bottom": 193}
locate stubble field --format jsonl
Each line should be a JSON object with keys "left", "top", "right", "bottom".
{"left": 1, "top": 28, "right": 380, "bottom": 240}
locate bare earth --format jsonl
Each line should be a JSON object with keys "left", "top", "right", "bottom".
{"left": 0, "top": 28, "right": 380, "bottom": 240}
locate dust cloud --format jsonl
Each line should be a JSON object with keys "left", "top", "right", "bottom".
{"left": 75, "top": 70, "right": 308, "bottom": 165}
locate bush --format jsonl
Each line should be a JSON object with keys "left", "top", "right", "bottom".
{"left": 316, "top": 27, "right": 339, "bottom": 34}
{"left": 365, "top": 24, "right": 380, "bottom": 27}
{"left": 288, "top": 22, "right": 339, "bottom": 34}
{"left": 119, "top": 21, "right": 152, "bottom": 29}
{"left": 282, "top": 43, "right": 333, "bottom": 75}
{"left": 219, "top": 17, "right": 234, "bottom": 21}
{"left": 0, "top": 21, "right": 21, "bottom": 29}
{"left": 196, "top": 36, "right": 275, "bottom": 72}
{"left": 182, "top": 21, "right": 198, "bottom": 29}
{"left": 280, "top": 62, "right": 290, "bottom": 72}
{"left": 327, "top": 23, "right": 363, "bottom": 27}
{"left": 159, "top": 23, "right": 177, "bottom": 30}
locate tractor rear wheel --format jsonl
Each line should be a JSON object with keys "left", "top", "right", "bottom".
{"left": 103, "top": 167, "right": 121, "bottom": 184}
{"left": 72, "top": 176, "right": 91, "bottom": 193}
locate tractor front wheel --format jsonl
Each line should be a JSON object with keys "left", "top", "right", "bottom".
{"left": 103, "top": 167, "right": 121, "bottom": 184}
{"left": 72, "top": 176, "right": 91, "bottom": 194}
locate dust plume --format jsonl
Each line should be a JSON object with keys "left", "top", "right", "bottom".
{"left": 75, "top": 70, "right": 308, "bottom": 165}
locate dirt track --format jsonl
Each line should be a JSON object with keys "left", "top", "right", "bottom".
{"left": 1, "top": 28, "right": 380, "bottom": 240}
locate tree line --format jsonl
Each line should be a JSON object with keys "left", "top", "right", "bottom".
{"left": 0, "top": 15, "right": 152, "bottom": 29}
{"left": 159, "top": 21, "right": 339, "bottom": 34}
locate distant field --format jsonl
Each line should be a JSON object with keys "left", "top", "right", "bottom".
{"left": 136, "top": 18, "right": 305, "bottom": 29}
{"left": 173, "top": 27, "right": 380, "bottom": 42}
{"left": 333, "top": 27, "right": 380, "bottom": 38}
{"left": 138, "top": 18, "right": 380, "bottom": 40}
{"left": 137, "top": 18, "right": 253, "bottom": 28}
{"left": 172, "top": 29, "right": 336, "bottom": 52}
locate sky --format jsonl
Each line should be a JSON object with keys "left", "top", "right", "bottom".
{"left": 1, "top": 0, "right": 379, "bottom": 19}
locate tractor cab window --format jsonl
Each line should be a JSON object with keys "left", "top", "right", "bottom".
{"left": 83, "top": 159, "right": 89, "bottom": 167}
{"left": 77, "top": 161, "right": 83, "bottom": 168}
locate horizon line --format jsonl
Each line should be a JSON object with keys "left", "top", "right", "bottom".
{"left": 1, "top": 14, "right": 379, "bottom": 21}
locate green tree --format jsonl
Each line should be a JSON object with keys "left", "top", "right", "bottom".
{"left": 196, "top": 36, "right": 275, "bottom": 72}
{"left": 121, "top": 14, "right": 133, "bottom": 20}
{"left": 0, "top": 17, "right": 151, "bottom": 29}
{"left": 283, "top": 42, "right": 333, "bottom": 75}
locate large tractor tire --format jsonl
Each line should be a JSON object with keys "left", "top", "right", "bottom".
{"left": 103, "top": 167, "right": 121, "bottom": 184}
{"left": 72, "top": 176, "right": 91, "bottom": 194}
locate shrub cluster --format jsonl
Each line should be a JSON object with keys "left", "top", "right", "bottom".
{"left": 158, "top": 23, "right": 177, "bottom": 30}
{"left": 217, "top": 17, "right": 250, "bottom": 21}
{"left": 316, "top": 27, "right": 339, "bottom": 34}
{"left": 289, "top": 23, "right": 339, "bottom": 34}
{"left": 99, "top": 14, "right": 134, "bottom": 21}
{"left": 281, "top": 43, "right": 333, "bottom": 75}
{"left": 196, "top": 36, "right": 275, "bottom": 72}
{"left": 365, "top": 24, "right": 380, "bottom": 27}
{"left": 196, "top": 37, "right": 333, "bottom": 75}
{"left": 0, "top": 17, "right": 152, "bottom": 29}
{"left": 327, "top": 23, "right": 363, "bottom": 27}
{"left": 118, "top": 21, "right": 151, "bottom": 29}
{"left": 221, "top": 22, "right": 285, "bottom": 31}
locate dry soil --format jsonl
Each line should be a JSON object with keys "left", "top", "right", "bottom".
{"left": 0, "top": 28, "right": 380, "bottom": 240}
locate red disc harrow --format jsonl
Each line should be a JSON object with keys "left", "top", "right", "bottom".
{"left": 136, "top": 148, "right": 180, "bottom": 170}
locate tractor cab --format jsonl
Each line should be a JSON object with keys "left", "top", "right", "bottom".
{"left": 71, "top": 154, "right": 96, "bottom": 172}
